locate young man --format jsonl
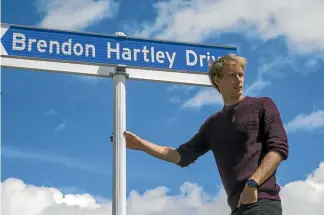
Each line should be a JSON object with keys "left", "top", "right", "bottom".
{"left": 120, "top": 54, "right": 289, "bottom": 215}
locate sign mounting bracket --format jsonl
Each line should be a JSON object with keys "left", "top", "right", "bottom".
{"left": 110, "top": 64, "right": 129, "bottom": 78}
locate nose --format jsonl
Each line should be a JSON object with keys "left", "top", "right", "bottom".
{"left": 233, "top": 74, "right": 241, "bottom": 84}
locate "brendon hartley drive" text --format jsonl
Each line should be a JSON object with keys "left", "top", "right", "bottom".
{"left": 11, "top": 32, "right": 220, "bottom": 69}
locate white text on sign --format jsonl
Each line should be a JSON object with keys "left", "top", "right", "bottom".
{"left": 12, "top": 33, "right": 220, "bottom": 69}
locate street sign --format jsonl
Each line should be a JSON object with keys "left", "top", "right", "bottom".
{"left": 0, "top": 22, "right": 239, "bottom": 215}
{"left": 1, "top": 23, "right": 237, "bottom": 86}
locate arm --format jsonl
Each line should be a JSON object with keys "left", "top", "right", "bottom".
{"left": 250, "top": 151, "right": 283, "bottom": 185}
{"left": 140, "top": 139, "right": 181, "bottom": 164}
{"left": 250, "top": 97, "right": 289, "bottom": 185}
{"left": 122, "top": 121, "right": 210, "bottom": 167}
{"left": 140, "top": 123, "right": 210, "bottom": 167}
{"left": 176, "top": 124, "right": 210, "bottom": 168}
{"left": 121, "top": 131, "right": 181, "bottom": 164}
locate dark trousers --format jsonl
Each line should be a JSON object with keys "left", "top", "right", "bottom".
{"left": 231, "top": 199, "right": 282, "bottom": 215}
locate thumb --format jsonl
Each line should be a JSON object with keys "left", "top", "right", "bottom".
{"left": 124, "top": 131, "right": 139, "bottom": 139}
{"left": 123, "top": 131, "right": 131, "bottom": 137}
{"left": 124, "top": 130, "right": 133, "bottom": 136}
{"left": 124, "top": 131, "right": 138, "bottom": 141}
{"left": 237, "top": 196, "right": 242, "bottom": 208}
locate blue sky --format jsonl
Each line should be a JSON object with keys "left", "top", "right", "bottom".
{"left": 1, "top": 0, "right": 324, "bottom": 214}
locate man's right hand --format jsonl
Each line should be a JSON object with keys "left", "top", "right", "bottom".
{"left": 110, "top": 131, "right": 145, "bottom": 151}
{"left": 123, "top": 131, "right": 146, "bottom": 150}
{"left": 110, "top": 130, "right": 181, "bottom": 164}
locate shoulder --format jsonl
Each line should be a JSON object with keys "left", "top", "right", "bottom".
{"left": 259, "top": 96, "right": 278, "bottom": 109}
{"left": 200, "top": 112, "right": 221, "bottom": 129}
{"left": 244, "top": 96, "right": 276, "bottom": 107}
{"left": 246, "top": 96, "right": 280, "bottom": 115}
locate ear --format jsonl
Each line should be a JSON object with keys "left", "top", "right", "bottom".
{"left": 213, "top": 76, "right": 220, "bottom": 86}
{"left": 213, "top": 76, "right": 221, "bottom": 91}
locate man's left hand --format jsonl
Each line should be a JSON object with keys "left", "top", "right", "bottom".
{"left": 237, "top": 184, "right": 258, "bottom": 207}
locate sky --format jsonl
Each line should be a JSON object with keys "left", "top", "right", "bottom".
{"left": 1, "top": 0, "right": 324, "bottom": 215}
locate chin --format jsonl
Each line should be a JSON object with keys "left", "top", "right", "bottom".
{"left": 232, "top": 92, "right": 242, "bottom": 99}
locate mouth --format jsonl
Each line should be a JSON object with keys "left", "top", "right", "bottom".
{"left": 233, "top": 86, "right": 242, "bottom": 90}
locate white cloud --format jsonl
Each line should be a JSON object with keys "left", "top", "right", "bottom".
{"left": 54, "top": 120, "right": 67, "bottom": 132}
{"left": 36, "top": 0, "right": 119, "bottom": 31}
{"left": 133, "top": 0, "right": 324, "bottom": 54}
{"left": 167, "top": 85, "right": 197, "bottom": 94}
{"left": 177, "top": 52, "right": 304, "bottom": 109}
{"left": 285, "top": 110, "right": 324, "bottom": 133}
{"left": 182, "top": 88, "right": 223, "bottom": 109}
{"left": 129, "top": 0, "right": 324, "bottom": 109}
{"left": 244, "top": 56, "right": 292, "bottom": 96}
{"left": 280, "top": 162, "right": 324, "bottom": 214}
{"left": 34, "top": 0, "right": 119, "bottom": 85}
{"left": 46, "top": 109, "right": 59, "bottom": 116}
{"left": 169, "top": 96, "right": 182, "bottom": 104}
{"left": 2, "top": 146, "right": 109, "bottom": 176}
{"left": 244, "top": 79, "right": 270, "bottom": 97}
{"left": 2, "top": 162, "right": 324, "bottom": 215}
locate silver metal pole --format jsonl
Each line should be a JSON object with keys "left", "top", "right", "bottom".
{"left": 112, "top": 64, "right": 127, "bottom": 215}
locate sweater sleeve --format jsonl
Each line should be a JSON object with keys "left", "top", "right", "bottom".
{"left": 261, "top": 97, "right": 289, "bottom": 160}
{"left": 176, "top": 122, "right": 210, "bottom": 168}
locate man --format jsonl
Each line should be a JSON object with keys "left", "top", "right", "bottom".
{"left": 118, "top": 54, "right": 289, "bottom": 215}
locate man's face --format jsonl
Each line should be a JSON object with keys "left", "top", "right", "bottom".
{"left": 215, "top": 62, "right": 244, "bottom": 99}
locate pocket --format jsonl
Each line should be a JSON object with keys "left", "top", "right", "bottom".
{"left": 241, "top": 203, "right": 266, "bottom": 215}
{"left": 257, "top": 200, "right": 282, "bottom": 215}
{"left": 266, "top": 201, "right": 282, "bottom": 214}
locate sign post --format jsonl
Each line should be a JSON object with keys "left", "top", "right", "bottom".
{"left": 0, "top": 23, "right": 238, "bottom": 215}
{"left": 112, "top": 65, "right": 128, "bottom": 215}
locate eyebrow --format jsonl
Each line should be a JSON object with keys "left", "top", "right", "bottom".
{"left": 227, "top": 71, "right": 243, "bottom": 75}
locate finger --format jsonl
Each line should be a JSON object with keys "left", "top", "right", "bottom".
{"left": 240, "top": 199, "right": 250, "bottom": 205}
{"left": 124, "top": 130, "right": 136, "bottom": 137}
{"left": 123, "top": 131, "right": 132, "bottom": 139}
{"left": 237, "top": 198, "right": 241, "bottom": 207}
{"left": 125, "top": 131, "right": 141, "bottom": 141}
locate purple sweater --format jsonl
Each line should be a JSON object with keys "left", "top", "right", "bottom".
{"left": 176, "top": 96, "right": 289, "bottom": 212}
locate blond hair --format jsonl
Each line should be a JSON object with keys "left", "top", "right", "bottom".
{"left": 208, "top": 54, "right": 247, "bottom": 92}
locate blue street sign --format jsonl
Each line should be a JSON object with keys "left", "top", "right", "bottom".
{"left": 1, "top": 24, "right": 237, "bottom": 73}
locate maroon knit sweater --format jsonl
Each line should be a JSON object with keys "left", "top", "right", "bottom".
{"left": 176, "top": 96, "right": 289, "bottom": 212}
